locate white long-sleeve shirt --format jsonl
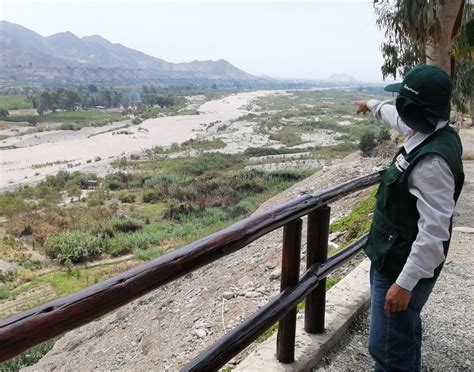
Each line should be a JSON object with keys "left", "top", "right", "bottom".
{"left": 367, "top": 99, "right": 456, "bottom": 291}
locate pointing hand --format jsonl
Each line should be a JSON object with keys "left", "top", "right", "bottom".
{"left": 354, "top": 100, "right": 370, "bottom": 115}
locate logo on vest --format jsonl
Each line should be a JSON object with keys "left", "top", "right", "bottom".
{"left": 395, "top": 153, "right": 410, "bottom": 172}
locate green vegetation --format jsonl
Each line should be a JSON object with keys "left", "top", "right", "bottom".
{"left": 180, "top": 138, "right": 227, "bottom": 151}
{"left": 0, "top": 340, "right": 55, "bottom": 372}
{"left": 152, "top": 138, "right": 227, "bottom": 154}
{"left": 330, "top": 189, "right": 377, "bottom": 242}
{"left": 0, "top": 86, "right": 390, "bottom": 346}
{"left": 243, "top": 147, "right": 307, "bottom": 157}
{"left": 1, "top": 154, "right": 312, "bottom": 270}
{"left": 44, "top": 231, "right": 103, "bottom": 264}
{"left": 359, "top": 128, "right": 391, "bottom": 157}
{"left": 0, "top": 85, "right": 190, "bottom": 137}
{"left": 4, "top": 110, "right": 123, "bottom": 128}
{"left": 0, "top": 95, "right": 33, "bottom": 110}
{"left": 269, "top": 127, "right": 304, "bottom": 147}
{"left": 242, "top": 90, "right": 391, "bottom": 153}
{"left": 32, "top": 160, "right": 71, "bottom": 169}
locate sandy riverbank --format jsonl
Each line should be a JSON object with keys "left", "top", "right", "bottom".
{"left": 0, "top": 90, "right": 275, "bottom": 191}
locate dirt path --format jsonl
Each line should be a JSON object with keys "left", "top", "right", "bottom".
{"left": 315, "top": 159, "right": 474, "bottom": 371}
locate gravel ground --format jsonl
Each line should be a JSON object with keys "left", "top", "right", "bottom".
{"left": 314, "top": 160, "right": 474, "bottom": 372}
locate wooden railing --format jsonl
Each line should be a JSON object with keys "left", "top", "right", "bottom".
{"left": 0, "top": 172, "right": 381, "bottom": 369}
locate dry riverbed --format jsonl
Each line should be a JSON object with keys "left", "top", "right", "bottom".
{"left": 0, "top": 90, "right": 276, "bottom": 190}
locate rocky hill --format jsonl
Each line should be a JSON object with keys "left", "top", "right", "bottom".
{"left": 327, "top": 73, "right": 357, "bottom": 83}
{"left": 0, "top": 21, "right": 256, "bottom": 83}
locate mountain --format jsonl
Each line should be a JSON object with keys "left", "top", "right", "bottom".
{"left": 326, "top": 73, "right": 357, "bottom": 83}
{"left": 0, "top": 21, "right": 256, "bottom": 83}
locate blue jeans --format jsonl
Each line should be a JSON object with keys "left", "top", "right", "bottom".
{"left": 368, "top": 266, "right": 436, "bottom": 371}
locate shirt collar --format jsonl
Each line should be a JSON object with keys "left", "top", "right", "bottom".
{"left": 403, "top": 120, "right": 448, "bottom": 154}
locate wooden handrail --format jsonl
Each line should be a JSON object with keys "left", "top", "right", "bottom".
{"left": 0, "top": 172, "right": 380, "bottom": 363}
{"left": 182, "top": 234, "right": 369, "bottom": 371}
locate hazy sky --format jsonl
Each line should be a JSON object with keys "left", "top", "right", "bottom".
{"left": 0, "top": 0, "right": 388, "bottom": 82}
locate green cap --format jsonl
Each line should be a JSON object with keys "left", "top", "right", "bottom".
{"left": 384, "top": 65, "right": 452, "bottom": 134}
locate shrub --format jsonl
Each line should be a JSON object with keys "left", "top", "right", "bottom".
{"left": 44, "top": 231, "right": 103, "bottom": 263}
{"left": 0, "top": 194, "right": 27, "bottom": 216}
{"left": 117, "top": 192, "right": 136, "bottom": 203}
{"left": 103, "top": 172, "right": 134, "bottom": 190}
{"left": 171, "top": 153, "right": 241, "bottom": 176}
{"left": 0, "top": 285, "right": 11, "bottom": 300}
{"left": 20, "top": 259, "right": 42, "bottom": 270}
{"left": 142, "top": 191, "right": 162, "bottom": 203}
{"left": 60, "top": 123, "right": 80, "bottom": 131}
{"left": 67, "top": 185, "right": 81, "bottom": 198}
{"left": 164, "top": 199, "right": 201, "bottom": 221}
{"left": 87, "top": 195, "right": 104, "bottom": 207}
{"left": 105, "top": 231, "right": 164, "bottom": 257}
{"left": 359, "top": 132, "right": 377, "bottom": 157}
{"left": 377, "top": 128, "right": 391, "bottom": 143}
{"left": 101, "top": 217, "right": 143, "bottom": 236}
{"left": 86, "top": 190, "right": 109, "bottom": 207}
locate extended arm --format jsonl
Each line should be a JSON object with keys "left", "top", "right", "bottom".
{"left": 355, "top": 99, "right": 414, "bottom": 136}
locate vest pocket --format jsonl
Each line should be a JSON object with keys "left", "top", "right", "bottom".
{"left": 364, "top": 220, "right": 399, "bottom": 272}
{"left": 377, "top": 166, "right": 403, "bottom": 207}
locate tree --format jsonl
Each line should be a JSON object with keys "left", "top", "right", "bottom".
{"left": 0, "top": 108, "right": 9, "bottom": 118}
{"left": 37, "top": 91, "right": 52, "bottom": 114}
{"left": 374, "top": 1, "right": 473, "bottom": 116}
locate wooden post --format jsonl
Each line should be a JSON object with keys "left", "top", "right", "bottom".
{"left": 305, "top": 206, "right": 330, "bottom": 334}
{"left": 276, "top": 218, "right": 302, "bottom": 363}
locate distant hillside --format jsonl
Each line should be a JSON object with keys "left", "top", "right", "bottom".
{"left": 327, "top": 73, "right": 357, "bottom": 83}
{"left": 0, "top": 21, "right": 256, "bottom": 83}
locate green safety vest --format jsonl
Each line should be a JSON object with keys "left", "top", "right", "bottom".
{"left": 364, "top": 125, "right": 464, "bottom": 282}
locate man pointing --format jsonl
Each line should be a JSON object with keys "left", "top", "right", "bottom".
{"left": 355, "top": 65, "right": 464, "bottom": 371}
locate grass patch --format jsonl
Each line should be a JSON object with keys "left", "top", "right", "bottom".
{"left": 30, "top": 262, "right": 135, "bottom": 297}
{"left": 4, "top": 110, "right": 122, "bottom": 128}
{"left": 269, "top": 128, "right": 304, "bottom": 147}
{"left": 0, "top": 95, "right": 33, "bottom": 110}
{"left": 330, "top": 189, "right": 377, "bottom": 242}
{"left": 0, "top": 339, "right": 55, "bottom": 372}
{"left": 135, "top": 246, "right": 165, "bottom": 261}
{"left": 256, "top": 323, "right": 278, "bottom": 343}
{"left": 311, "top": 142, "right": 359, "bottom": 159}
